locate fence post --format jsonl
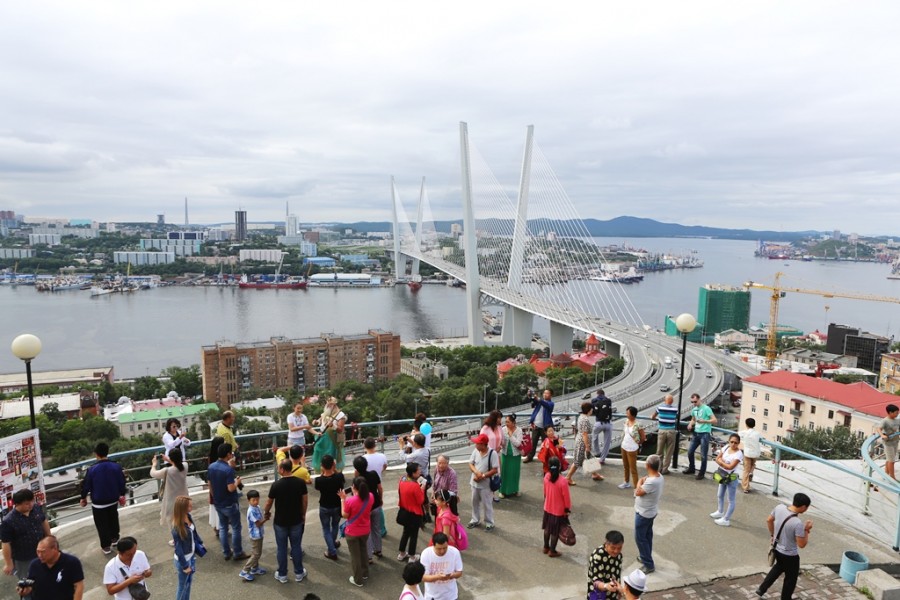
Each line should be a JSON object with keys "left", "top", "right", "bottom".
{"left": 894, "top": 497, "right": 900, "bottom": 552}
{"left": 863, "top": 463, "right": 873, "bottom": 516}
{"left": 772, "top": 447, "right": 781, "bottom": 496}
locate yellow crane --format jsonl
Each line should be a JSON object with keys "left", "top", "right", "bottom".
{"left": 743, "top": 272, "right": 900, "bottom": 370}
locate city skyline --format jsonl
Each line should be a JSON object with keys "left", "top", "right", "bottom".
{"left": 3, "top": 3, "right": 900, "bottom": 234}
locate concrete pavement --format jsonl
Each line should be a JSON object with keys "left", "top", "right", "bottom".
{"left": 49, "top": 455, "right": 897, "bottom": 600}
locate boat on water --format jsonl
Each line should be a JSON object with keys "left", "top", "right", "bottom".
{"left": 408, "top": 274, "right": 422, "bottom": 291}
{"left": 590, "top": 266, "right": 644, "bottom": 283}
{"left": 36, "top": 276, "right": 91, "bottom": 292}
{"left": 889, "top": 258, "right": 900, "bottom": 280}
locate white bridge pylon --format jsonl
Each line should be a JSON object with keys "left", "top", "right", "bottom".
{"left": 391, "top": 122, "right": 646, "bottom": 355}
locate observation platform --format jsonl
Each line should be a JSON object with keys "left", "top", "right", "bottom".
{"left": 55, "top": 456, "right": 897, "bottom": 600}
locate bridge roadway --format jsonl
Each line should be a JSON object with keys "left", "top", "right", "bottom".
{"left": 59, "top": 455, "right": 895, "bottom": 600}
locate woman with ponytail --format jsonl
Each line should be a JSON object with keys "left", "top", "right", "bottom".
{"left": 542, "top": 456, "right": 571, "bottom": 557}
{"left": 432, "top": 489, "right": 462, "bottom": 548}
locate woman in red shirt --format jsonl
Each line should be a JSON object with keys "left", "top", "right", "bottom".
{"left": 537, "top": 426, "right": 566, "bottom": 475}
{"left": 397, "top": 462, "right": 426, "bottom": 562}
{"left": 340, "top": 477, "right": 372, "bottom": 587}
{"left": 542, "top": 456, "right": 571, "bottom": 557}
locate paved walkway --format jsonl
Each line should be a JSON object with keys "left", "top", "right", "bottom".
{"left": 646, "top": 565, "right": 864, "bottom": 599}
{"left": 45, "top": 457, "right": 897, "bottom": 600}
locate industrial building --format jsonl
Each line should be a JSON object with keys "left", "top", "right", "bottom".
{"left": 201, "top": 330, "right": 401, "bottom": 407}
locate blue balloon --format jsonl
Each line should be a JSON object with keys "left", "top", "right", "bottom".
{"left": 420, "top": 422, "right": 432, "bottom": 435}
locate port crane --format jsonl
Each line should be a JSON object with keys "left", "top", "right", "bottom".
{"left": 743, "top": 272, "right": 900, "bottom": 370}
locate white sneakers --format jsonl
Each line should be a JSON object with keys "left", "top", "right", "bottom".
{"left": 714, "top": 518, "right": 731, "bottom": 527}
{"left": 709, "top": 511, "right": 724, "bottom": 519}
{"left": 618, "top": 482, "right": 633, "bottom": 489}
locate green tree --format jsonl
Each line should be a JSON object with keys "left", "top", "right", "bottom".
{"left": 39, "top": 402, "right": 65, "bottom": 425}
{"left": 498, "top": 364, "right": 538, "bottom": 405}
{"left": 781, "top": 426, "right": 863, "bottom": 460}
{"left": 132, "top": 376, "right": 163, "bottom": 401}
{"left": 161, "top": 365, "right": 202, "bottom": 397}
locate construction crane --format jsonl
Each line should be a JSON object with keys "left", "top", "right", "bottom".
{"left": 743, "top": 272, "right": 900, "bottom": 370}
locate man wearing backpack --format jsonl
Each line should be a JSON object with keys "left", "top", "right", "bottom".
{"left": 590, "top": 389, "right": 614, "bottom": 464}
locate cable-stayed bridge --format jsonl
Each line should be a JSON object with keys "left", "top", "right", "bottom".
{"left": 391, "top": 123, "right": 647, "bottom": 357}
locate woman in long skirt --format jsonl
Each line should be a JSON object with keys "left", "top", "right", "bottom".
{"left": 499, "top": 415, "right": 522, "bottom": 498}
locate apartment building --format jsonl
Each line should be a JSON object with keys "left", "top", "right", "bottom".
{"left": 740, "top": 371, "right": 894, "bottom": 444}
{"left": 201, "top": 330, "right": 401, "bottom": 407}
{"left": 879, "top": 353, "right": 900, "bottom": 394}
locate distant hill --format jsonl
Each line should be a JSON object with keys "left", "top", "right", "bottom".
{"left": 339, "top": 217, "right": 821, "bottom": 241}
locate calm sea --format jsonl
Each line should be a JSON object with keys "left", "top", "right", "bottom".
{"left": 3, "top": 237, "right": 898, "bottom": 378}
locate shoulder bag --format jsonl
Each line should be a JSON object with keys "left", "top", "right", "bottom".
{"left": 767, "top": 513, "right": 797, "bottom": 566}
{"left": 339, "top": 495, "right": 370, "bottom": 538}
{"left": 558, "top": 517, "right": 576, "bottom": 546}
{"left": 118, "top": 567, "right": 151, "bottom": 600}
{"left": 488, "top": 449, "right": 502, "bottom": 492}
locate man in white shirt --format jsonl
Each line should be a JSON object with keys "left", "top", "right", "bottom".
{"left": 102, "top": 537, "right": 152, "bottom": 600}
{"left": 286, "top": 402, "right": 311, "bottom": 447}
{"left": 738, "top": 418, "right": 762, "bottom": 493}
{"left": 419, "top": 532, "right": 463, "bottom": 600}
{"left": 363, "top": 437, "right": 387, "bottom": 476}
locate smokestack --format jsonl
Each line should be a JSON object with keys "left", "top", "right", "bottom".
{"left": 184, "top": 197, "right": 189, "bottom": 227}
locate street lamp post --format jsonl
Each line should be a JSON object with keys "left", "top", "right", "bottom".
{"left": 561, "top": 376, "right": 572, "bottom": 399}
{"left": 594, "top": 366, "right": 610, "bottom": 387}
{"left": 671, "top": 313, "right": 697, "bottom": 469}
{"left": 11, "top": 334, "right": 42, "bottom": 430}
{"left": 414, "top": 397, "right": 419, "bottom": 415}
{"left": 482, "top": 383, "right": 489, "bottom": 415}
{"left": 493, "top": 389, "right": 505, "bottom": 411}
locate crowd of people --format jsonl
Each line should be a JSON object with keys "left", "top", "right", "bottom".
{"left": 0, "top": 389, "right": 841, "bottom": 600}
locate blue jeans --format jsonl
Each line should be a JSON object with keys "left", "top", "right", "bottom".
{"left": 215, "top": 502, "right": 244, "bottom": 557}
{"left": 717, "top": 477, "right": 739, "bottom": 520}
{"left": 686, "top": 432, "right": 710, "bottom": 475}
{"left": 634, "top": 513, "right": 655, "bottom": 570}
{"left": 274, "top": 522, "right": 305, "bottom": 577}
{"left": 319, "top": 506, "right": 341, "bottom": 556}
{"left": 174, "top": 556, "right": 195, "bottom": 600}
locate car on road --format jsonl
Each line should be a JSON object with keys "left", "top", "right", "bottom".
{"left": 659, "top": 384, "right": 670, "bottom": 392}
{"left": 706, "top": 370, "right": 713, "bottom": 378}
{"left": 694, "top": 362, "right": 701, "bottom": 368}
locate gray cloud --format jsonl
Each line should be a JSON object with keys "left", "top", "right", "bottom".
{"left": 1, "top": 2, "right": 899, "bottom": 233}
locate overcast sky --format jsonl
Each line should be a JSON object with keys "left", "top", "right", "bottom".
{"left": 2, "top": 2, "right": 900, "bottom": 235}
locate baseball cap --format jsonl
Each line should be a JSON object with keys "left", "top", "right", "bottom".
{"left": 470, "top": 433, "right": 489, "bottom": 445}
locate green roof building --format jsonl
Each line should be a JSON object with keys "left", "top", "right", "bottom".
{"left": 697, "top": 284, "right": 751, "bottom": 342}
{"left": 116, "top": 403, "right": 219, "bottom": 439}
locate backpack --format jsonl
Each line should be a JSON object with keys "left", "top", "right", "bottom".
{"left": 594, "top": 397, "right": 612, "bottom": 422}
{"left": 455, "top": 521, "right": 469, "bottom": 550}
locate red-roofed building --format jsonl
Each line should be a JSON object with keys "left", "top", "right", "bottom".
{"left": 497, "top": 334, "right": 609, "bottom": 381}
{"left": 740, "top": 371, "right": 895, "bottom": 444}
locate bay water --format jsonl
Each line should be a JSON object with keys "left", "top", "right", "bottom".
{"left": 3, "top": 238, "right": 898, "bottom": 378}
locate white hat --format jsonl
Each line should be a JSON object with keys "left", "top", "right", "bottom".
{"left": 623, "top": 569, "right": 647, "bottom": 592}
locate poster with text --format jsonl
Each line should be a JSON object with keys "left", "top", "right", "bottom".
{"left": 0, "top": 429, "right": 44, "bottom": 515}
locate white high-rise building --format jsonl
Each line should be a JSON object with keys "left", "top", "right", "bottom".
{"left": 286, "top": 214, "right": 298, "bottom": 236}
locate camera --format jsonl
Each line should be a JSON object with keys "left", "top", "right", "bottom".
{"left": 17, "top": 579, "right": 35, "bottom": 588}
{"left": 343, "top": 487, "right": 353, "bottom": 495}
